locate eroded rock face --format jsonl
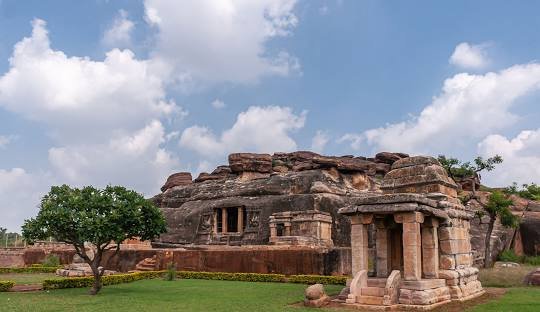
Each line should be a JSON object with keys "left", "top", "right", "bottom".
{"left": 161, "top": 172, "right": 192, "bottom": 192}
{"left": 153, "top": 151, "right": 406, "bottom": 247}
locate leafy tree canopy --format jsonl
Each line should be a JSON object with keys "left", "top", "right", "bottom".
{"left": 486, "top": 191, "right": 519, "bottom": 228}
{"left": 505, "top": 183, "right": 540, "bottom": 201}
{"left": 22, "top": 185, "right": 166, "bottom": 294}
{"left": 437, "top": 155, "right": 503, "bottom": 180}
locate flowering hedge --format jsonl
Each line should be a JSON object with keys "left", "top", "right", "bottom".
{"left": 0, "top": 280, "right": 15, "bottom": 292}
{"left": 42, "top": 270, "right": 347, "bottom": 290}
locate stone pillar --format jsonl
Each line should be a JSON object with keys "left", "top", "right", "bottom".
{"left": 351, "top": 214, "right": 373, "bottom": 275}
{"left": 222, "top": 208, "right": 228, "bottom": 233}
{"left": 213, "top": 211, "right": 218, "bottom": 234}
{"left": 269, "top": 223, "right": 277, "bottom": 238}
{"left": 238, "top": 207, "right": 244, "bottom": 233}
{"left": 284, "top": 222, "right": 291, "bottom": 236}
{"left": 395, "top": 212, "right": 424, "bottom": 281}
{"left": 422, "top": 218, "right": 439, "bottom": 278}
{"left": 375, "top": 219, "right": 391, "bottom": 277}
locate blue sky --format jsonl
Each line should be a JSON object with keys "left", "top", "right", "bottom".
{"left": 1, "top": 0, "right": 540, "bottom": 231}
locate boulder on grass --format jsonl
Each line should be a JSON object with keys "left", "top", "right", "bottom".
{"left": 524, "top": 268, "right": 540, "bottom": 286}
{"left": 304, "top": 283, "right": 330, "bottom": 308}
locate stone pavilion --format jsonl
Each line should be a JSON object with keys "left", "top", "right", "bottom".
{"left": 337, "top": 156, "right": 484, "bottom": 309}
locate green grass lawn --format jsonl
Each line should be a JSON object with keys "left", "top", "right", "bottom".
{"left": 0, "top": 278, "right": 538, "bottom": 312}
{"left": 469, "top": 288, "right": 540, "bottom": 312}
{"left": 0, "top": 273, "right": 60, "bottom": 285}
{"left": 0, "top": 279, "right": 343, "bottom": 312}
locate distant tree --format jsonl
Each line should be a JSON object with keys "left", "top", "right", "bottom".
{"left": 437, "top": 155, "right": 503, "bottom": 195}
{"left": 505, "top": 183, "right": 540, "bottom": 201}
{"left": 22, "top": 185, "right": 167, "bottom": 295}
{"left": 480, "top": 191, "right": 519, "bottom": 268}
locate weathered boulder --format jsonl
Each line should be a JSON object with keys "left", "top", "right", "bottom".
{"left": 229, "top": 153, "right": 272, "bottom": 173}
{"left": 161, "top": 172, "right": 192, "bottom": 192}
{"left": 374, "top": 152, "right": 409, "bottom": 164}
{"left": 304, "top": 283, "right": 330, "bottom": 307}
{"left": 520, "top": 211, "right": 540, "bottom": 256}
{"left": 524, "top": 268, "right": 540, "bottom": 286}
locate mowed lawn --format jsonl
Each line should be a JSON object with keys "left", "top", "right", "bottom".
{"left": 0, "top": 279, "right": 539, "bottom": 312}
{"left": 0, "top": 273, "right": 60, "bottom": 285}
{"left": 0, "top": 279, "right": 342, "bottom": 312}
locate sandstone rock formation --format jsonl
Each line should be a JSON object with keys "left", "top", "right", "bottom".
{"left": 161, "top": 172, "right": 192, "bottom": 192}
{"left": 152, "top": 151, "right": 408, "bottom": 247}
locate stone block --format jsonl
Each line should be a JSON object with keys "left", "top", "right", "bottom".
{"left": 439, "top": 239, "right": 469, "bottom": 254}
{"left": 438, "top": 227, "right": 468, "bottom": 241}
{"left": 440, "top": 255, "right": 455, "bottom": 270}
{"left": 448, "top": 286, "right": 462, "bottom": 299}
{"left": 438, "top": 270, "right": 459, "bottom": 280}
{"left": 455, "top": 253, "right": 472, "bottom": 266}
{"left": 401, "top": 279, "right": 446, "bottom": 290}
{"left": 395, "top": 212, "right": 424, "bottom": 224}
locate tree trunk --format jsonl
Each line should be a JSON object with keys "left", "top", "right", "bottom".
{"left": 89, "top": 264, "right": 102, "bottom": 295}
{"left": 484, "top": 214, "right": 496, "bottom": 268}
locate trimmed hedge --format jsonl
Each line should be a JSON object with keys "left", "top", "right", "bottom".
{"left": 42, "top": 270, "right": 347, "bottom": 290}
{"left": 43, "top": 271, "right": 163, "bottom": 290}
{"left": 288, "top": 274, "right": 346, "bottom": 285}
{"left": 0, "top": 280, "right": 15, "bottom": 292}
{"left": 176, "top": 271, "right": 286, "bottom": 283}
{"left": 0, "top": 267, "right": 59, "bottom": 274}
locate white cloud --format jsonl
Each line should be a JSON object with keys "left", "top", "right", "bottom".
{"left": 180, "top": 106, "right": 306, "bottom": 157}
{"left": 311, "top": 130, "right": 329, "bottom": 153}
{"left": 211, "top": 99, "right": 226, "bottom": 109}
{"left": 342, "top": 63, "right": 540, "bottom": 155}
{"left": 48, "top": 120, "right": 179, "bottom": 195}
{"left": 144, "top": 0, "right": 300, "bottom": 84}
{"left": 449, "top": 42, "right": 489, "bottom": 69}
{"left": 0, "top": 168, "right": 51, "bottom": 232}
{"left": 338, "top": 133, "right": 363, "bottom": 151}
{"left": 0, "top": 19, "right": 181, "bottom": 143}
{"left": 102, "top": 9, "right": 135, "bottom": 48}
{"left": 478, "top": 129, "right": 540, "bottom": 186}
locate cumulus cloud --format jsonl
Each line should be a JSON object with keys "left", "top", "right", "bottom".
{"left": 341, "top": 63, "right": 540, "bottom": 155}
{"left": 0, "top": 168, "right": 51, "bottom": 232}
{"left": 449, "top": 42, "right": 489, "bottom": 69}
{"left": 0, "top": 19, "right": 181, "bottom": 143}
{"left": 48, "top": 120, "right": 179, "bottom": 195}
{"left": 102, "top": 9, "right": 135, "bottom": 48}
{"left": 180, "top": 106, "right": 306, "bottom": 157}
{"left": 211, "top": 99, "right": 226, "bottom": 109}
{"left": 478, "top": 129, "right": 540, "bottom": 186}
{"left": 311, "top": 130, "right": 329, "bottom": 153}
{"left": 144, "top": 0, "right": 300, "bottom": 84}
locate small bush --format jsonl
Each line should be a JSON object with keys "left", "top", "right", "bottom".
{"left": 0, "top": 280, "right": 15, "bottom": 292}
{"left": 41, "top": 254, "right": 60, "bottom": 267}
{"left": 43, "top": 271, "right": 164, "bottom": 290}
{"left": 288, "top": 274, "right": 347, "bottom": 285}
{"left": 498, "top": 250, "right": 521, "bottom": 262}
{"left": 176, "top": 271, "right": 286, "bottom": 283}
{"left": 164, "top": 263, "right": 176, "bottom": 281}
{"left": 523, "top": 256, "right": 540, "bottom": 266}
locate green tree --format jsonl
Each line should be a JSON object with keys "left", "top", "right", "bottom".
{"left": 437, "top": 155, "right": 503, "bottom": 194}
{"left": 481, "top": 191, "right": 519, "bottom": 268}
{"left": 505, "top": 183, "right": 540, "bottom": 201}
{"left": 22, "top": 185, "right": 166, "bottom": 295}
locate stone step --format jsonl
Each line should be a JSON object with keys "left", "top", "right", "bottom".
{"left": 356, "top": 295, "right": 384, "bottom": 305}
{"left": 367, "top": 278, "right": 387, "bottom": 288}
{"left": 361, "top": 286, "right": 385, "bottom": 297}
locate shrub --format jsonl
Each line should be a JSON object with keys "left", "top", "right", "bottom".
{"left": 498, "top": 250, "right": 521, "bottom": 263}
{"left": 0, "top": 280, "right": 15, "bottom": 292}
{"left": 523, "top": 256, "right": 540, "bottom": 266}
{"left": 41, "top": 254, "right": 60, "bottom": 267}
{"left": 43, "top": 271, "right": 164, "bottom": 290}
{"left": 164, "top": 263, "right": 176, "bottom": 281}
{"left": 0, "top": 267, "right": 58, "bottom": 274}
{"left": 176, "top": 271, "right": 286, "bottom": 283}
{"left": 288, "top": 275, "right": 347, "bottom": 285}
{"left": 30, "top": 264, "right": 44, "bottom": 268}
